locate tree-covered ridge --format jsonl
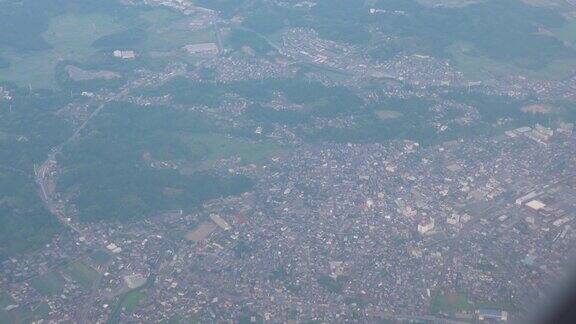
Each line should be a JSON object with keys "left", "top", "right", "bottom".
{"left": 241, "top": 0, "right": 574, "bottom": 69}
{"left": 58, "top": 102, "right": 255, "bottom": 222}
{"left": 0, "top": 85, "right": 73, "bottom": 259}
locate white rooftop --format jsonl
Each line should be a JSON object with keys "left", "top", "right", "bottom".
{"left": 526, "top": 200, "right": 546, "bottom": 210}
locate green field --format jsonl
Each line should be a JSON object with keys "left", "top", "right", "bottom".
{"left": 159, "top": 315, "right": 201, "bottom": 324}
{"left": 0, "top": 292, "right": 48, "bottom": 323}
{"left": 90, "top": 250, "right": 112, "bottom": 266}
{"left": 430, "top": 291, "right": 471, "bottom": 315}
{"left": 476, "top": 299, "right": 518, "bottom": 311}
{"left": 0, "top": 13, "right": 124, "bottom": 89}
{"left": 447, "top": 41, "right": 576, "bottom": 81}
{"left": 0, "top": 6, "right": 218, "bottom": 89}
{"left": 0, "top": 292, "right": 15, "bottom": 322}
{"left": 31, "top": 301, "right": 51, "bottom": 319}
{"left": 61, "top": 260, "right": 99, "bottom": 288}
{"left": 551, "top": 17, "right": 576, "bottom": 47}
{"left": 124, "top": 290, "right": 146, "bottom": 312}
{"left": 520, "top": 0, "right": 570, "bottom": 7}
{"left": 180, "top": 133, "right": 285, "bottom": 170}
{"left": 416, "top": 0, "right": 483, "bottom": 8}
{"left": 375, "top": 110, "right": 403, "bottom": 120}
{"left": 107, "top": 290, "right": 146, "bottom": 324}
{"left": 31, "top": 271, "right": 65, "bottom": 296}
{"left": 0, "top": 292, "right": 13, "bottom": 309}
{"left": 137, "top": 8, "right": 216, "bottom": 52}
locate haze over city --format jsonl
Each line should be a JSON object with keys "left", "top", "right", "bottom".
{"left": 1, "top": 0, "right": 576, "bottom": 323}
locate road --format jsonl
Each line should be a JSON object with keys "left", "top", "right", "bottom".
{"left": 32, "top": 85, "right": 133, "bottom": 321}
{"left": 32, "top": 67, "right": 187, "bottom": 318}
{"left": 35, "top": 85, "right": 132, "bottom": 236}
{"left": 213, "top": 20, "right": 224, "bottom": 55}
{"left": 392, "top": 314, "right": 469, "bottom": 323}
{"left": 34, "top": 58, "right": 187, "bottom": 242}
{"left": 79, "top": 259, "right": 113, "bottom": 323}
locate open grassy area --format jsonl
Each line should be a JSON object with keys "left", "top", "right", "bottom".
{"left": 430, "top": 291, "right": 471, "bottom": 315}
{"left": 137, "top": 8, "right": 215, "bottom": 52}
{"left": 159, "top": 315, "right": 201, "bottom": 324}
{"left": 551, "top": 17, "right": 576, "bottom": 45}
{"left": 0, "top": 7, "right": 217, "bottom": 89}
{"left": 375, "top": 110, "right": 403, "bottom": 120}
{"left": 520, "top": 0, "right": 569, "bottom": 7}
{"left": 90, "top": 249, "right": 112, "bottom": 266}
{"left": 186, "top": 221, "right": 218, "bottom": 242}
{"left": 0, "top": 13, "right": 124, "bottom": 89}
{"left": 31, "top": 271, "right": 65, "bottom": 296}
{"left": 0, "top": 292, "right": 13, "bottom": 309}
{"left": 61, "top": 260, "right": 99, "bottom": 288}
{"left": 416, "top": 0, "right": 484, "bottom": 8}
{"left": 180, "top": 133, "right": 285, "bottom": 170}
{"left": 0, "top": 292, "right": 41, "bottom": 324}
{"left": 31, "top": 301, "right": 51, "bottom": 319}
{"left": 107, "top": 290, "right": 146, "bottom": 324}
{"left": 0, "top": 292, "right": 15, "bottom": 322}
{"left": 447, "top": 41, "right": 576, "bottom": 81}
{"left": 0, "top": 307, "right": 25, "bottom": 324}
{"left": 124, "top": 290, "right": 146, "bottom": 312}
{"left": 476, "top": 299, "right": 518, "bottom": 311}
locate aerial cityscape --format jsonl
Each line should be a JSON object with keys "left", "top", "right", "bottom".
{"left": 1, "top": 0, "right": 576, "bottom": 323}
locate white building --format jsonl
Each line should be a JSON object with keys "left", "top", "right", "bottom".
{"left": 210, "top": 214, "right": 231, "bottom": 231}
{"left": 418, "top": 217, "right": 435, "bottom": 234}
{"left": 113, "top": 50, "right": 136, "bottom": 59}
{"left": 124, "top": 274, "right": 147, "bottom": 289}
{"left": 106, "top": 243, "right": 122, "bottom": 254}
{"left": 183, "top": 43, "right": 218, "bottom": 55}
{"left": 526, "top": 200, "right": 546, "bottom": 211}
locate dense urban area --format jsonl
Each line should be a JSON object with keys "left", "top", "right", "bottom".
{"left": 1, "top": 0, "right": 576, "bottom": 323}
